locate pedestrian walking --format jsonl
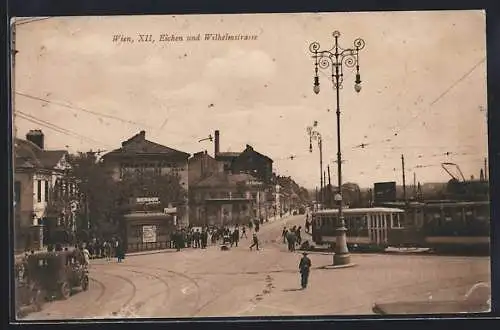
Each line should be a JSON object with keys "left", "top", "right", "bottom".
{"left": 241, "top": 226, "right": 248, "bottom": 239}
{"left": 286, "top": 231, "right": 296, "bottom": 252}
{"left": 282, "top": 227, "right": 288, "bottom": 244}
{"left": 296, "top": 226, "right": 302, "bottom": 245}
{"left": 116, "top": 240, "right": 125, "bottom": 263}
{"left": 249, "top": 233, "right": 259, "bottom": 251}
{"left": 231, "top": 228, "right": 240, "bottom": 247}
{"left": 200, "top": 229, "right": 205, "bottom": 249}
{"left": 103, "top": 241, "right": 111, "bottom": 261}
{"left": 299, "top": 252, "right": 312, "bottom": 289}
{"left": 305, "top": 219, "right": 311, "bottom": 234}
{"left": 81, "top": 243, "right": 91, "bottom": 267}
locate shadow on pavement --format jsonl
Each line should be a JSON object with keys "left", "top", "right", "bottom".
{"left": 282, "top": 288, "right": 303, "bottom": 292}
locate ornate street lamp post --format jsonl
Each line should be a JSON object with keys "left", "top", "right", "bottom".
{"left": 309, "top": 30, "right": 365, "bottom": 266}
{"left": 307, "top": 124, "right": 324, "bottom": 207}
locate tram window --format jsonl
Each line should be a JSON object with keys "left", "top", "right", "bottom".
{"left": 443, "top": 209, "right": 453, "bottom": 222}
{"left": 395, "top": 214, "right": 401, "bottom": 228}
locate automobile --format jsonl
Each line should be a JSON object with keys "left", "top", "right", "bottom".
{"left": 24, "top": 250, "right": 89, "bottom": 301}
{"left": 15, "top": 257, "right": 45, "bottom": 315}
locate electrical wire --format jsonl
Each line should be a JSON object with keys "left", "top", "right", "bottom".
{"left": 348, "top": 57, "right": 486, "bottom": 150}
{"left": 16, "top": 111, "right": 113, "bottom": 148}
{"left": 16, "top": 92, "right": 155, "bottom": 129}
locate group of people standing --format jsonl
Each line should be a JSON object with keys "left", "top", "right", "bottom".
{"left": 170, "top": 224, "right": 253, "bottom": 252}
{"left": 282, "top": 225, "right": 303, "bottom": 252}
{"left": 83, "top": 237, "right": 124, "bottom": 262}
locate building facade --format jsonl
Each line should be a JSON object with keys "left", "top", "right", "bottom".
{"left": 188, "top": 150, "right": 222, "bottom": 186}
{"left": 101, "top": 131, "right": 190, "bottom": 251}
{"left": 14, "top": 130, "right": 78, "bottom": 251}
{"left": 231, "top": 145, "right": 274, "bottom": 184}
{"left": 189, "top": 173, "right": 270, "bottom": 227}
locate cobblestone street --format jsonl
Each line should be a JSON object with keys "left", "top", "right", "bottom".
{"left": 21, "top": 214, "right": 490, "bottom": 319}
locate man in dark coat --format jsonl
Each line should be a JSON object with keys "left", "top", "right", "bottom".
{"left": 249, "top": 233, "right": 259, "bottom": 251}
{"left": 231, "top": 228, "right": 240, "bottom": 247}
{"left": 201, "top": 229, "right": 208, "bottom": 249}
{"left": 299, "top": 252, "right": 312, "bottom": 289}
{"left": 282, "top": 227, "right": 288, "bottom": 244}
{"left": 286, "top": 230, "right": 296, "bottom": 252}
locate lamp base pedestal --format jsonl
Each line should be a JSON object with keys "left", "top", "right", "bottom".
{"left": 333, "top": 252, "right": 351, "bottom": 266}
{"left": 333, "top": 226, "right": 351, "bottom": 266}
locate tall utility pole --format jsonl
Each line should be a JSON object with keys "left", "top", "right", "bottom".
{"left": 484, "top": 157, "right": 488, "bottom": 181}
{"left": 413, "top": 172, "right": 417, "bottom": 197}
{"left": 323, "top": 171, "right": 327, "bottom": 203}
{"left": 327, "top": 165, "right": 332, "bottom": 207}
{"left": 401, "top": 154, "right": 407, "bottom": 203}
{"left": 319, "top": 138, "right": 323, "bottom": 205}
{"left": 310, "top": 30, "right": 365, "bottom": 266}
{"left": 327, "top": 165, "right": 331, "bottom": 185}
{"left": 307, "top": 125, "right": 323, "bottom": 206}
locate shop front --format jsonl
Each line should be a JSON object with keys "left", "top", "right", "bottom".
{"left": 124, "top": 197, "right": 177, "bottom": 252}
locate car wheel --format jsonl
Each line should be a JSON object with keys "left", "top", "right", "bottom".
{"left": 59, "top": 282, "right": 71, "bottom": 300}
{"left": 81, "top": 275, "right": 89, "bottom": 291}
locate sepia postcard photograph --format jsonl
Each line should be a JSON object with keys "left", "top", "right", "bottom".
{"left": 10, "top": 10, "right": 491, "bottom": 321}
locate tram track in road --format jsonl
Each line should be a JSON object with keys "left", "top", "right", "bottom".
{"left": 89, "top": 277, "right": 107, "bottom": 302}
{"left": 93, "top": 263, "right": 199, "bottom": 317}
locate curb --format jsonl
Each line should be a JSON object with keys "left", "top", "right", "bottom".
{"left": 125, "top": 249, "right": 178, "bottom": 257}
{"left": 318, "top": 263, "right": 357, "bottom": 270}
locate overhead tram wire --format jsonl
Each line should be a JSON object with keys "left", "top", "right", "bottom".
{"left": 17, "top": 111, "right": 111, "bottom": 147}
{"left": 348, "top": 57, "right": 486, "bottom": 151}
{"left": 16, "top": 92, "right": 155, "bottom": 129}
{"left": 16, "top": 111, "right": 113, "bottom": 148}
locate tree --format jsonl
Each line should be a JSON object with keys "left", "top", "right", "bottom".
{"left": 117, "top": 170, "right": 187, "bottom": 209}
{"left": 68, "top": 152, "right": 118, "bottom": 238}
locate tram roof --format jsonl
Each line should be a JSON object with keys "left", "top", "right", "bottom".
{"left": 313, "top": 207, "right": 405, "bottom": 215}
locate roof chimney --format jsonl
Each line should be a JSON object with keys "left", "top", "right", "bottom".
{"left": 214, "top": 130, "right": 220, "bottom": 156}
{"left": 26, "top": 129, "right": 44, "bottom": 149}
{"left": 139, "top": 130, "right": 146, "bottom": 139}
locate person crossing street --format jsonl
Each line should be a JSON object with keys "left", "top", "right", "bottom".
{"left": 249, "top": 233, "right": 259, "bottom": 251}
{"left": 299, "top": 252, "right": 312, "bottom": 289}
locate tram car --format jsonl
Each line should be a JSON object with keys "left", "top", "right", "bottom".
{"left": 311, "top": 207, "right": 407, "bottom": 251}
{"left": 380, "top": 201, "right": 490, "bottom": 253}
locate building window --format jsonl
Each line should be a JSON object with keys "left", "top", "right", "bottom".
{"left": 14, "top": 181, "right": 21, "bottom": 205}
{"left": 44, "top": 180, "right": 49, "bottom": 202}
{"left": 37, "top": 180, "right": 42, "bottom": 203}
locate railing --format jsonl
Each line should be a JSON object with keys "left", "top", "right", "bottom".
{"left": 126, "top": 241, "right": 175, "bottom": 253}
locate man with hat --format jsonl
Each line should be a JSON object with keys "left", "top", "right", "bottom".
{"left": 299, "top": 252, "right": 312, "bottom": 289}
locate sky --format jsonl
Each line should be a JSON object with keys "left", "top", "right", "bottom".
{"left": 13, "top": 11, "right": 488, "bottom": 189}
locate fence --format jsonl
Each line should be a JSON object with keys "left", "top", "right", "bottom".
{"left": 126, "top": 241, "right": 175, "bottom": 253}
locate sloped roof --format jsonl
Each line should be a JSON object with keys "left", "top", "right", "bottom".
{"left": 240, "top": 145, "right": 273, "bottom": 162}
{"left": 103, "top": 131, "right": 190, "bottom": 159}
{"left": 39, "top": 150, "right": 67, "bottom": 168}
{"left": 216, "top": 152, "right": 241, "bottom": 158}
{"left": 194, "top": 172, "right": 263, "bottom": 188}
{"left": 14, "top": 138, "right": 67, "bottom": 170}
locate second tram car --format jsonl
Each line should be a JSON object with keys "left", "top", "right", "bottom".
{"left": 379, "top": 201, "right": 490, "bottom": 253}
{"left": 311, "top": 207, "right": 406, "bottom": 251}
